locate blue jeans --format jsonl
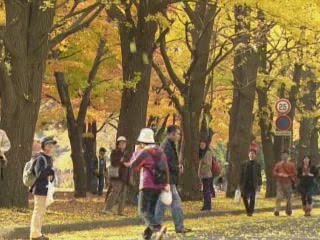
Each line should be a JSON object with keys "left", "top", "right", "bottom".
{"left": 154, "top": 184, "right": 184, "bottom": 232}
{"left": 138, "top": 189, "right": 161, "bottom": 231}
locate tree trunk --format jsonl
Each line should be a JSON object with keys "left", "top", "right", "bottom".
{"left": 0, "top": 0, "right": 55, "bottom": 208}
{"left": 257, "top": 90, "right": 276, "bottom": 197}
{"left": 180, "top": 111, "right": 202, "bottom": 200}
{"left": 55, "top": 72, "right": 87, "bottom": 197}
{"left": 227, "top": 5, "right": 259, "bottom": 197}
{"left": 310, "top": 119, "right": 320, "bottom": 165}
{"left": 83, "top": 122, "right": 97, "bottom": 193}
{"left": 178, "top": 2, "right": 216, "bottom": 200}
{"left": 298, "top": 118, "right": 312, "bottom": 161}
{"left": 116, "top": 1, "right": 159, "bottom": 154}
{"left": 69, "top": 126, "right": 87, "bottom": 197}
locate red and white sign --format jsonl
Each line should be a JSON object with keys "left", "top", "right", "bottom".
{"left": 275, "top": 99, "right": 291, "bottom": 115}
{"left": 250, "top": 142, "right": 259, "bottom": 153}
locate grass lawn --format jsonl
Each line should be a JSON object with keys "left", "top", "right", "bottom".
{"left": 0, "top": 192, "right": 277, "bottom": 228}
{"left": 48, "top": 209, "right": 320, "bottom": 240}
{"left": 1, "top": 192, "right": 320, "bottom": 239}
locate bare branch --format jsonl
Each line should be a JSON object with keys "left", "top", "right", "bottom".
{"left": 152, "top": 60, "right": 182, "bottom": 113}
{"left": 50, "top": 5, "right": 104, "bottom": 49}
{"left": 77, "top": 38, "right": 106, "bottom": 125}
{"left": 159, "top": 30, "right": 185, "bottom": 93}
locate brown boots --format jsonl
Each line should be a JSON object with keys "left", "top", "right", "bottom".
{"left": 304, "top": 205, "right": 312, "bottom": 217}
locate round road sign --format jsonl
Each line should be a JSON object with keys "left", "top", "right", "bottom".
{"left": 276, "top": 115, "right": 292, "bottom": 131}
{"left": 275, "top": 99, "right": 291, "bottom": 115}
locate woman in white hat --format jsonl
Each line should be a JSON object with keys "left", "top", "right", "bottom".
{"left": 128, "top": 128, "right": 170, "bottom": 240}
{"left": 103, "top": 136, "right": 130, "bottom": 216}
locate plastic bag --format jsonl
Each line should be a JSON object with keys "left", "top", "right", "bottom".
{"left": 46, "top": 182, "right": 55, "bottom": 207}
{"left": 160, "top": 190, "right": 172, "bottom": 206}
{"left": 234, "top": 189, "right": 241, "bottom": 205}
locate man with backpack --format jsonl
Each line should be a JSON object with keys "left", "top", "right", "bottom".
{"left": 155, "top": 126, "right": 191, "bottom": 234}
{"left": 127, "top": 128, "right": 170, "bottom": 240}
{"left": 29, "top": 137, "right": 57, "bottom": 240}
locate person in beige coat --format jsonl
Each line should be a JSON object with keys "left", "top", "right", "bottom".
{"left": 198, "top": 140, "right": 214, "bottom": 211}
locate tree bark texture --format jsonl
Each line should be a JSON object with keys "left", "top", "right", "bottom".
{"left": 226, "top": 5, "right": 259, "bottom": 197}
{"left": 0, "top": 0, "right": 55, "bottom": 208}
{"left": 115, "top": 1, "right": 161, "bottom": 154}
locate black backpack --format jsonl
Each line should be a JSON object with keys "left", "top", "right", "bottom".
{"left": 152, "top": 151, "right": 167, "bottom": 185}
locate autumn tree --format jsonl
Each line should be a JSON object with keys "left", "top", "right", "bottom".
{"left": 54, "top": 38, "right": 107, "bottom": 197}
{"left": 0, "top": 0, "right": 56, "bottom": 208}
{"left": 226, "top": 5, "right": 259, "bottom": 197}
{"left": 107, "top": 0, "right": 179, "bottom": 154}
{"left": 153, "top": 1, "right": 237, "bottom": 199}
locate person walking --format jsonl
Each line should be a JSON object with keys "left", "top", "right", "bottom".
{"left": 30, "top": 137, "right": 57, "bottom": 240}
{"left": 128, "top": 128, "right": 170, "bottom": 240}
{"left": 297, "top": 156, "right": 318, "bottom": 217}
{"left": 198, "top": 139, "right": 217, "bottom": 211}
{"left": 155, "top": 126, "right": 191, "bottom": 234}
{"left": 102, "top": 136, "right": 129, "bottom": 216}
{"left": 273, "top": 151, "right": 297, "bottom": 216}
{"left": 96, "top": 147, "right": 107, "bottom": 196}
{"left": 239, "top": 150, "right": 262, "bottom": 216}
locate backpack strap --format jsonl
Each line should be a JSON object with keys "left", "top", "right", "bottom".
{"left": 32, "top": 154, "right": 48, "bottom": 174}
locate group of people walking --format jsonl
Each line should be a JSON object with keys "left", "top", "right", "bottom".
{"left": 0, "top": 125, "right": 317, "bottom": 240}
{"left": 100, "top": 126, "right": 192, "bottom": 240}
{"left": 239, "top": 150, "right": 319, "bottom": 218}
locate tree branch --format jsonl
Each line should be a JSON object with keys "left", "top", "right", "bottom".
{"left": 152, "top": 60, "right": 182, "bottom": 113}
{"left": 159, "top": 30, "right": 185, "bottom": 93}
{"left": 50, "top": 5, "right": 104, "bottom": 49}
{"left": 77, "top": 38, "right": 106, "bottom": 126}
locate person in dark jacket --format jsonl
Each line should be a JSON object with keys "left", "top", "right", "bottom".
{"left": 239, "top": 149, "right": 262, "bottom": 216}
{"left": 96, "top": 147, "right": 107, "bottom": 196}
{"left": 30, "top": 137, "right": 57, "bottom": 240}
{"left": 103, "top": 136, "right": 130, "bottom": 216}
{"left": 154, "top": 126, "right": 191, "bottom": 234}
{"left": 297, "top": 155, "right": 318, "bottom": 217}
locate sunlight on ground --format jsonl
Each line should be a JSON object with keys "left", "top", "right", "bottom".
{"left": 2, "top": 193, "right": 320, "bottom": 239}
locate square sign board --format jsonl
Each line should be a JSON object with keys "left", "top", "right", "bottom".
{"left": 275, "top": 131, "right": 291, "bottom": 136}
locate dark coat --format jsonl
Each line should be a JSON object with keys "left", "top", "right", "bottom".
{"left": 239, "top": 160, "right": 262, "bottom": 193}
{"left": 161, "top": 138, "right": 179, "bottom": 185}
{"left": 297, "top": 166, "right": 318, "bottom": 194}
{"left": 110, "top": 149, "right": 130, "bottom": 184}
{"left": 32, "top": 152, "right": 55, "bottom": 196}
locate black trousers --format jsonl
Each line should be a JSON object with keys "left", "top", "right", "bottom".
{"left": 301, "top": 192, "right": 313, "bottom": 206}
{"left": 242, "top": 191, "right": 256, "bottom": 214}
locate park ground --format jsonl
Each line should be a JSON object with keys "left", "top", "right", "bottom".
{"left": 1, "top": 192, "right": 320, "bottom": 240}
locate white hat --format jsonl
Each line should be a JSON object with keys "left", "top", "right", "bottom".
{"left": 117, "top": 136, "right": 127, "bottom": 142}
{"left": 137, "top": 128, "right": 155, "bottom": 144}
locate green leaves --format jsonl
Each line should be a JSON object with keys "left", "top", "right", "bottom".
{"left": 40, "top": 0, "right": 55, "bottom": 11}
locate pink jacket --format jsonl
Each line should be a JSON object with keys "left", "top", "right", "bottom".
{"left": 131, "top": 145, "right": 169, "bottom": 191}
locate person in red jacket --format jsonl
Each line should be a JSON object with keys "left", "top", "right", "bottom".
{"left": 273, "top": 151, "right": 297, "bottom": 216}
